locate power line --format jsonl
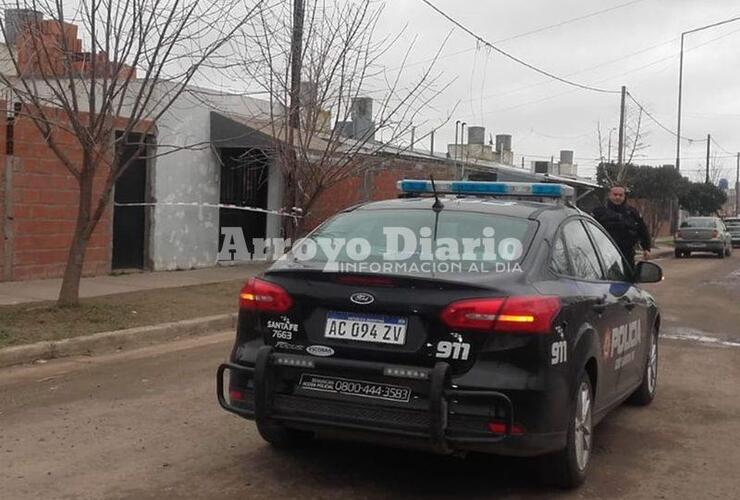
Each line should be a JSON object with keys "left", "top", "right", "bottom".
{"left": 710, "top": 135, "right": 734, "bottom": 155}
{"left": 453, "top": 36, "right": 677, "bottom": 106}
{"left": 390, "top": 0, "right": 647, "bottom": 73}
{"left": 451, "top": 23, "right": 740, "bottom": 119}
{"left": 626, "top": 92, "right": 703, "bottom": 142}
{"left": 419, "top": 0, "right": 621, "bottom": 94}
{"left": 493, "top": 0, "right": 647, "bottom": 45}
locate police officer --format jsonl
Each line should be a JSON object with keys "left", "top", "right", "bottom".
{"left": 592, "top": 184, "right": 651, "bottom": 266}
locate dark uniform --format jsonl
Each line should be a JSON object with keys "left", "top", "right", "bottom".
{"left": 592, "top": 201, "right": 651, "bottom": 266}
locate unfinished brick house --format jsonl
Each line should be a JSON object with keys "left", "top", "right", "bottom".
{"left": 0, "top": 10, "right": 137, "bottom": 282}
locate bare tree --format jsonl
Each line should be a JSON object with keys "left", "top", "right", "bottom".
{"left": 597, "top": 106, "right": 649, "bottom": 186}
{"left": 624, "top": 107, "right": 648, "bottom": 166}
{"left": 234, "top": 0, "right": 452, "bottom": 237}
{"left": 0, "top": 0, "right": 262, "bottom": 305}
{"left": 708, "top": 153, "right": 728, "bottom": 185}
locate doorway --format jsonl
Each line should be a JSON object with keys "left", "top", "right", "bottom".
{"left": 218, "top": 148, "right": 269, "bottom": 258}
{"left": 112, "top": 134, "right": 149, "bottom": 269}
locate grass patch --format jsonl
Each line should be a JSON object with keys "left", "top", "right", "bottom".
{"left": 0, "top": 280, "right": 245, "bottom": 348}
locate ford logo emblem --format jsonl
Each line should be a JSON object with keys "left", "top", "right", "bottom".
{"left": 350, "top": 292, "right": 375, "bottom": 305}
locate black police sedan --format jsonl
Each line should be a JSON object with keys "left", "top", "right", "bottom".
{"left": 217, "top": 180, "right": 663, "bottom": 488}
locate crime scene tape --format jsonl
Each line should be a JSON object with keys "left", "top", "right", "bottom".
{"left": 113, "top": 201, "right": 303, "bottom": 219}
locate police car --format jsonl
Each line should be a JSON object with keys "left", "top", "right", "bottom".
{"left": 217, "top": 180, "right": 662, "bottom": 488}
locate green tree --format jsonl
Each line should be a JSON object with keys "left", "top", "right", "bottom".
{"left": 678, "top": 182, "right": 727, "bottom": 215}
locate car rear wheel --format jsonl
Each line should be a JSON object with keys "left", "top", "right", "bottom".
{"left": 628, "top": 329, "right": 658, "bottom": 406}
{"left": 674, "top": 249, "right": 682, "bottom": 258}
{"left": 539, "top": 372, "right": 593, "bottom": 489}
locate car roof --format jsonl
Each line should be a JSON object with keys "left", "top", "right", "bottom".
{"left": 348, "top": 196, "right": 578, "bottom": 220}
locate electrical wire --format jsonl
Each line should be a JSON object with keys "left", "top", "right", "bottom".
{"left": 493, "top": 0, "right": 647, "bottom": 45}
{"left": 389, "top": 0, "right": 647, "bottom": 73}
{"left": 710, "top": 136, "right": 734, "bottom": 155}
{"left": 626, "top": 92, "right": 703, "bottom": 142}
{"left": 419, "top": 0, "right": 621, "bottom": 94}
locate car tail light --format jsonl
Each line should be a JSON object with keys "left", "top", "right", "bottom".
{"left": 488, "top": 420, "right": 524, "bottom": 435}
{"left": 440, "top": 296, "right": 560, "bottom": 334}
{"left": 712, "top": 230, "right": 719, "bottom": 239}
{"left": 439, "top": 297, "right": 506, "bottom": 331}
{"left": 239, "top": 278, "right": 293, "bottom": 312}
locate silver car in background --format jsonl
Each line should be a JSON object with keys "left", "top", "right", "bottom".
{"left": 724, "top": 217, "right": 740, "bottom": 247}
{"left": 674, "top": 217, "right": 733, "bottom": 258}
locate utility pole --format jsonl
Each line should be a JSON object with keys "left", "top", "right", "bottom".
{"left": 410, "top": 126, "right": 415, "bottom": 151}
{"left": 288, "top": 0, "right": 305, "bottom": 132}
{"left": 706, "top": 134, "right": 711, "bottom": 184}
{"left": 430, "top": 130, "right": 435, "bottom": 155}
{"left": 736, "top": 153, "right": 739, "bottom": 216}
{"left": 284, "top": 0, "right": 304, "bottom": 237}
{"left": 617, "top": 86, "right": 626, "bottom": 171}
{"left": 676, "top": 33, "right": 685, "bottom": 172}
{"left": 454, "top": 120, "right": 460, "bottom": 163}
{"left": 675, "top": 16, "right": 740, "bottom": 172}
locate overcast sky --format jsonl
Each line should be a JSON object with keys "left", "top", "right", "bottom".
{"left": 370, "top": 0, "right": 740, "bottom": 182}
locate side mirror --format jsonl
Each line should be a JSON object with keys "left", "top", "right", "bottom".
{"left": 633, "top": 261, "right": 663, "bottom": 284}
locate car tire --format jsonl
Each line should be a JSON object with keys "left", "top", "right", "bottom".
{"left": 256, "top": 421, "right": 314, "bottom": 448}
{"left": 628, "top": 329, "right": 658, "bottom": 406}
{"left": 674, "top": 249, "right": 682, "bottom": 258}
{"left": 539, "top": 371, "right": 593, "bottom": 489}
{"left": 718, "top": 250, "right": 725, "bottom": 259}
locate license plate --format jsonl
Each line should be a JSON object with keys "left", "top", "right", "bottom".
{"left": 298, "top": 374, "right": 411, "bottom": 402}
{"left": 688, "top": 243, "right": 707, "bottom": 247}
{"left": 324, "top": 311, "right": 407, "bottom": 345}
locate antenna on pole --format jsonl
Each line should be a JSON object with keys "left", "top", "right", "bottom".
{"left": 429, "top": 175, "right": 444, "bottom": 213}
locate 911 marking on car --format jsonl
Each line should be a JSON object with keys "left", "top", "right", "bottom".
{"left": 551, "top": 340, "right": 567, "bottom": 365}
{"left": 435, "top": 341, "right": 471, "bottom": 360}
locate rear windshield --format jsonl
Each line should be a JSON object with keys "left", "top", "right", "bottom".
{"left": 681, "top": 219, "right": 716, "bottom": 228}
{"left": 289, "top": 209, "right": 535, "bottom": 273}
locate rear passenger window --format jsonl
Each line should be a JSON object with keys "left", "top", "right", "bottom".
{"left": 551, "top": 233, "right": 571, "bottom": 275}
{"left": 584, "top": 221, "right": 629, "bottom": 281}
{"left": 562, "top": 221, "right": 602, "bottom": 281}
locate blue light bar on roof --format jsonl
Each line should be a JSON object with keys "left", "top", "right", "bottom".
{"left": 397, "top": 179, "right": 574, "bottom": 199}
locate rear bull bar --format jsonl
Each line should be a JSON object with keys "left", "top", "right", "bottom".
{"left": 217, "top": 346, "right": 515, "bottom": 452}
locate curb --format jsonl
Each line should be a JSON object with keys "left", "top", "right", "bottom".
{"left": 649, "top": 246, "right": 674, "bottom": 259}
{"left": 0, "top": 313, "right": 237, "bottom": 369}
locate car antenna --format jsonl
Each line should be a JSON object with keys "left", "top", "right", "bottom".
{"left": 430, "top": 175, "right": 444, "bottom": 213}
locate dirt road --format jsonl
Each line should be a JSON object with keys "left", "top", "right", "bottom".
{"left": 2, "top": 255, "right": 740, "bottom": 499}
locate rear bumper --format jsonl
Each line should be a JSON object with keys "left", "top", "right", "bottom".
{"left": 217, "top": 346, "right": 565, "bottom": 457}
{"left": 674, "top": 240, "right": 724, "bottom": 251}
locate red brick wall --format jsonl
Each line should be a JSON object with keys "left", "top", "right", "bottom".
{"left": 0, "top": 102, "right": 6, "bottom": 279}
{"left": 304, "top": 157, "right": 457, "bottom": 231}
{"left": 3, "top": 105, "right": 112, "bottom": 281}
